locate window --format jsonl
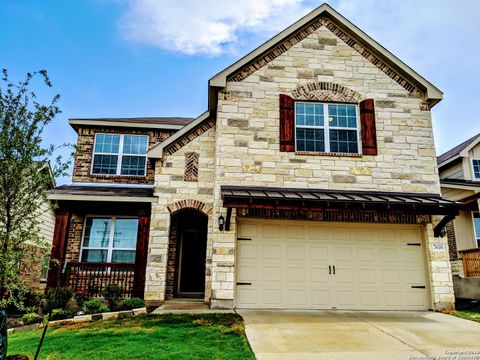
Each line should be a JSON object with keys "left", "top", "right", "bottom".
{"left": 39, "top": 254, "right": 50, "bottom": 281}
{"left": 92, "top": 134, "right": 148, "bottom": 176}
{"left": 474, "top": 212, "right": 480, "bottom": 247}
{"left": 80, "top": 217, "right": 138, "bottom": 263}
{"left": 295, "top": 102, "right": 359, "bottom": 154}
{"left": 473, "top": 159, "right": 480, "bottom": 180}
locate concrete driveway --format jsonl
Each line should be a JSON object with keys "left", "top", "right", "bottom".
{"left": 238, "top": 310, "right": 480, "bottom": 360}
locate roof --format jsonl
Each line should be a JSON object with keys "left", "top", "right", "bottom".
{"left": 69, "top": 117, "right": 193, "bottom": 132}
{"left": 209, "top": 3, "right": 443, "bottom": 106}
{"left": 148, "top": 111, "right": 210, "bottom": 158}
{"left": 440, "top": 178, "right": 480, "bottom": 188}
{"left": 221, "top": 185, "right": 462, "bottom": 215}
{"left": 437, "top": 133, "right": 480, "bottom": 167}
{"left": 48, "top": 185, "right": 156, "bottom": 203}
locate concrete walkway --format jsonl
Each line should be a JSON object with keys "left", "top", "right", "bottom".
{"left": 238, "top": 310, "right": 480, "bottom": 360}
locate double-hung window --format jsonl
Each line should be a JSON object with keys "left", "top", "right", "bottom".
{"left": 92, "top": 134, "right": 148, "bottom": 176}
{"left": 474, "top": 212, "right": 480, "bottom": 248}
{"left": 295, "top": 102, "right": 360, "bottom": 154}
{"left": 472, "top": 159, "right": 480, "bottom": 180}
{"left": 80, "top": 217, "right": 138, "bottom": 263}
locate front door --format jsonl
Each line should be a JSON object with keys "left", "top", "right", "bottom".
{"left": 176, "top": 229, "right": 207, "bottom": 298}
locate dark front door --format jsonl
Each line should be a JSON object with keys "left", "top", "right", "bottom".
{"left": 176, "top": 229, "right": 207, "bottom": 297}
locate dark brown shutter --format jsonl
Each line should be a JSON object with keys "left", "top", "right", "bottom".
{"left": 279, "top": 94, "right": 295, "bottom": 152}
{"left": 360, "top": 99, "right": 378, "bottom": 155}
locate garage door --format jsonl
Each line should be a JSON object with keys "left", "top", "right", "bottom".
{"left": 236, "top": 220, "right": 428, "bottom": 310}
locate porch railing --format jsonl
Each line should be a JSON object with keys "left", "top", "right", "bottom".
{"left": 62, "top": 262, "right": 135, "bottom": 297}
{"left": 459, "top": 248, "right": 480, "bottom": 277}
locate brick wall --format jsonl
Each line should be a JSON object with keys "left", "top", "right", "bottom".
{"left": 72, "top": 126, "right": 175, "bottom": 184}
{"left": 65, "top": 213, "right": 85, "bottom": 263}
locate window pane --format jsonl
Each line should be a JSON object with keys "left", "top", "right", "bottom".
{"left": 113, "top": 219, "right": 139, "bottom": 249}
{"left": 121, "top": 156, "right": 146, "bottom": 176}
{"left": 112, "top": 250, "right": 136, "bottom": 263}
{"left": 474, "top": 213, "right": 480, "bottom": 238}
{"left": 296, "top": 128, "right": 325, "bottom": 152}
{"left": 81, "top": 250, "right": 108, "bottom": 262}
{"left": 330, "top": 130, "right": 358, "bottom": 154}
{"left": 94, "top": 134, "right": 120, "bottom": 153}
{"left": 83, "top": 218, "right": 112, "bottom": 248}
{"left": 328, "top": 104, "right": 357, "bottom": 128}
{"left": 92, "top": 154, "right": 118, "bottom": 174}
{"left": 295, "top": 102, "right": 323, "bottom": 126}
{"left": 473, "top": 160, "right": 480, "bottom": 179}
{"left": 123, "top": 135, "right": 148, "bottom": 155}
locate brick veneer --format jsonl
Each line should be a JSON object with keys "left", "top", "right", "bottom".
{"left": 72, "top": 126, "right": 175, "bottom": 184}
{"left": 446, "top": 221, "right": 458, "bottom": 261}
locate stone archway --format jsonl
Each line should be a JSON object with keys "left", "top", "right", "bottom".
{"left": 291, "top": 81, "right": 363, "bottom": 103}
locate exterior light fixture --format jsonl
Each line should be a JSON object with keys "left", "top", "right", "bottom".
{"left": 218, "top": 215, "right": 225, "bottom": 231}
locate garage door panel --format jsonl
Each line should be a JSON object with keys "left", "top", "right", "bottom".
{"left": 236, "top": 220, "right": 428, "bottom": 310}
{"left": 287, "top": 245, "right": 305, "bottom": 260}
{"left": 262, "top": 244, "right": 281, "bottom": 259}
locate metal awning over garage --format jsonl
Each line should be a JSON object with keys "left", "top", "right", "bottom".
{"left": 221, "top": 185, "right": 463, "bottom": 215}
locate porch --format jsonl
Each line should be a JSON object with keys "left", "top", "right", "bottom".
{"left": 47, "top": 185, "right": 155, "bottom": 298}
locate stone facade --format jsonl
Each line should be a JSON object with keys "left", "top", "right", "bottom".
{"left": 143, "top": 20, "right": 454, "bottom": 311}
{"left": 72, "top": 126, "right": 175, "bottom": 184}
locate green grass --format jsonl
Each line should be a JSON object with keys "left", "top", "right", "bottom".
{"left": 8, "top": 313, "right": 255, "bottom": 360}
{"left": 451, "top": 305, "right": 480, "bottom": 323}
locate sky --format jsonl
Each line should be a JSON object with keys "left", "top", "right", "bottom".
{"left": 2, "top": 0, "right": 480, "bottom": 184}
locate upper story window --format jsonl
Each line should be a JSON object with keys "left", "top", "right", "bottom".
{"left": 294, "top": 102, "right": 360, "bottom": 154}
{"left": 474, "top": 212, "right": 480, "bottom": 247}
{"left": 92, "top": 134, "right": 148, "bottom": 176}
{"left": 472, "top": 159, "right": 480, "bottom": 180}
{"left": 80, "top": 217, "right": 138, "bottom": 263}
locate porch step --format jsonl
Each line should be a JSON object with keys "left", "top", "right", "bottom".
{"left": 158, "top": 299, "right": 209, "bottom": 311}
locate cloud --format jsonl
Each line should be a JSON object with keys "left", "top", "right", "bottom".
{"left": 119, "top": 0, "right": 312, "bottom": 56}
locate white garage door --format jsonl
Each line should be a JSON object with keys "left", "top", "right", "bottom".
{"left": 236, "top": 220, "right": 428, "bottom": 310}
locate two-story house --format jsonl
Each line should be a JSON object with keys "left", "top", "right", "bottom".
{"left": 438, "top": 134, "right": 480, "bottom": 280}
{"left": 47, "top": 3, "right": 462, "bottom": 311}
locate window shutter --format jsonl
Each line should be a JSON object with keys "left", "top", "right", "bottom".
{"left": 279, "top": 94, "right": 295, "bottom": 152}
{"left": 360, "top": 99, "right": 378, "bottom": 156}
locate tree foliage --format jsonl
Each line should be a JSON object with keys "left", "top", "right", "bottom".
{"left": 0, "top": 69, "right": 70, "bottom": 309}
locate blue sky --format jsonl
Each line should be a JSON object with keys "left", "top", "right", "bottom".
{"left": 2, "top": 0, "right": 480, "bottom": 184}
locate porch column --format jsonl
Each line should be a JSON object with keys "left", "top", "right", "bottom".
{"left": 424, "top": 222, "right": 455, "bottom": 311}
{"left": 46, "top": 208, "right": 70, "bottom": 290}
{"left": 132, "top": 211, "right": 150, "bottom": 298}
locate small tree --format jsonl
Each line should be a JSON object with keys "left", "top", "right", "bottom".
{"left": 0, "top": 69, "right": 70, "bottom": 310}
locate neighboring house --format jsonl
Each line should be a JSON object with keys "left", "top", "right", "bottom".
{"left": 438, "top": 134, "right": 480, "bottom": 279}
{"left": 47, "top": 3, "right": 463, "bottom": 311}
{"left": 20, "top": 163, "right": 56, "bottom": 291}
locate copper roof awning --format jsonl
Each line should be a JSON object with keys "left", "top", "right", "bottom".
{"left": 221, "top": 185, "right": 463, "bottom": 215}
{"left": 48, "top": 185, "right": 157, "bottom": 203}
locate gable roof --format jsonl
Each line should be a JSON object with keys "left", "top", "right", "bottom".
{"left": 150, "top": 3, "right": 444, "bottom": 159}
{"left": 437, "top": 133, "right": 480, "bottom": 167}
{"left": 209, "top": 3, "right": 443, "bottom": 107}
{"left": 69, "top": 117, "right": 193, "bottom": 132}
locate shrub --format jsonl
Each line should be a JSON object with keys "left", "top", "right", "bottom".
{"left": 121, "top": 297, "right": 145, "bottom": 310}
{"left": 102, "top": 284, "right": 123, "bottom": 310}
{"left": 82, "top": 300, "right": 110, "bottom": 315}
{"left": 43, "top": 287, "right": 74, "bottom": 312}
{"left": 50, "top": 308, "right": 73, "bottom": 321}
{"left": 20, "top": 312, "right": 42, "bottom": 325}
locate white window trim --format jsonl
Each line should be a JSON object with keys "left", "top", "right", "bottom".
{"left": 294, "top": 102, "right": 362, "bottom": 154}
{"left": 79, "top": 216, "right": 138, "bottom": 263}
{"left": 473, "top": 211, "right": 480, "bottom": 248}
{"left": 471, "top": 159, "right": 480, "bottom": 181}
{"left": 91, "top": 134, "right": 149, "bottom": 177}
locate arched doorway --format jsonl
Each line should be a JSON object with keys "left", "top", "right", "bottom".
{"left": 167, "top": 209, "right": 208, "bottom": 299}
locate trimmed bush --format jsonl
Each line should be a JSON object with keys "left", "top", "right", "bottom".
{"left": 20, "top": 313, "right": 42, "bottom": 325}
{"left": 121, "top": 298, "right": 145, "bottom": 310}
{"left": 102, "top": 284, "right": 123, "bottom": 310}
{"left": 44, "top": 287, "right": 74, "bottom": 312}
{"left": 50, "top": 309, "right": 73, "bottom": 321}
{"left": 82, "top": 300, "right": 109, "bottom": 315}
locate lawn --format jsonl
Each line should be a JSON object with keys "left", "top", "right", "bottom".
{"left": 451, "top": 305, "right": 480, "bottom": 323}
{"left": 7, "top": 313, "right": 255, "bottom": 360}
